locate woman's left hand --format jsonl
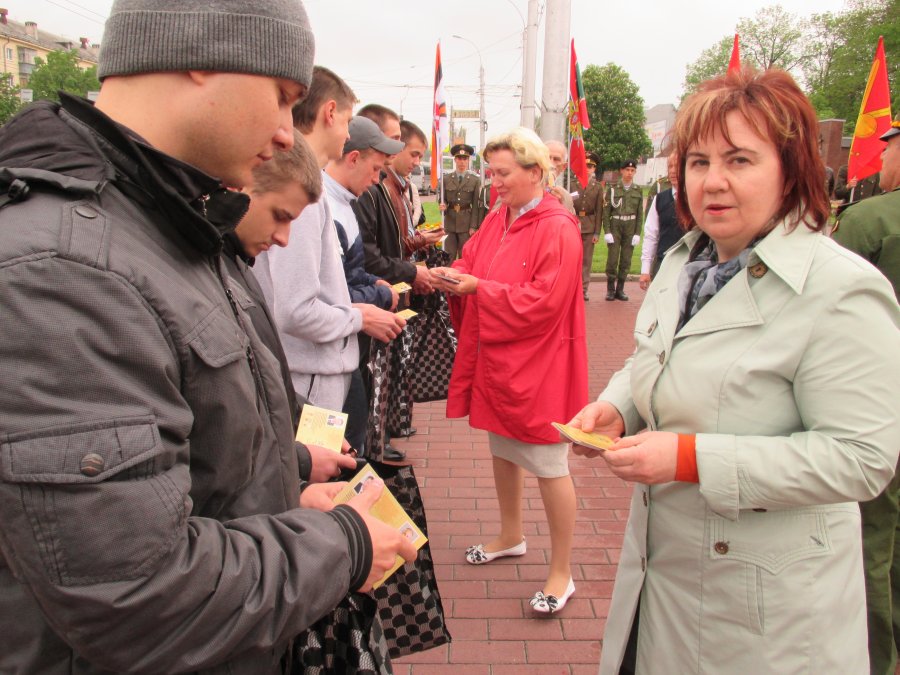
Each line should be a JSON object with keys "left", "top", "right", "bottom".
{"left": 299, "top": 482, "right": 346, "bottom": 511}
{"left": 600, "top": 431, "right": 678, "bottom": 484}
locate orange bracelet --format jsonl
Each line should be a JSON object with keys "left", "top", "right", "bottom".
{"left": 675, "top": 434, "right": 699, "bottom": 483}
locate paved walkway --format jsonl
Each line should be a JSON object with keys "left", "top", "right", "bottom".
{"left": 392, "top": 280, "right": 645, "bottom": 674}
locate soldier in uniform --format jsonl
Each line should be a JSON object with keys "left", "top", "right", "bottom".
{"left": 835, "top": 164, "right": 882, "bottom": 206}
{"left": 440, "top": 143, "right": 482, "bottom": 259}
{"left": 602, "top": 159, "right": 644, "bottom": 301}
{"left": 644, "top": 165, "right": 672, "bottom": 221}
{"left": 573, "top": 151, "right": 604, "bottom": 300}
{"left": 832, "top": 117, "right": 900, "bottom": 675}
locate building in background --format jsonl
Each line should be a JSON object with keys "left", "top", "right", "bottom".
{"left": 0, "top": 8, "right": 98, "bottom": 97}
{"left": 637, "top": 103, "right": 676, "bottom": 186}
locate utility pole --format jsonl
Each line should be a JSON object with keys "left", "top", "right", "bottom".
{"left": 453, "top": 34, "right": 486, "bottom": 183}
{"left": 539, "top": 0, "right": 571, "bottom": 143}
{"left": 520, "top": 0, "right": 539, "bottom": 129}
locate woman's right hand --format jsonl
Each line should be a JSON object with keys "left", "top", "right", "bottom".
{"left": 568, "top": 401, "right": 626, "bottom": 458}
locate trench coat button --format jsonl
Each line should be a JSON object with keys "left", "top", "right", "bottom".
{"left": 74, "top": 204, "right": 99, "bottom": 219}
{"left": 749, "top": 262, "right": 768, "bottom": 278}
{"left": 80, "top": 453, "right": 105, "bottom": 477}
{"left": 714, "top": 541, "right": 729, "bottom": 555}
{"left": 658, "top": 350, "right": 666, "bottom": 365}
{"left": 648, "top": 320, "right": 658, "bottom": 336}
{"left": 642, "top": 491, "right": 648, "bottom": 507}
{"left": 641, "top": 556, "right": 646, "bottom": 572}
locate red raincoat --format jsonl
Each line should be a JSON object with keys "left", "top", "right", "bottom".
{"left": 447, "top": 193, "right": 589, "bottom": 444}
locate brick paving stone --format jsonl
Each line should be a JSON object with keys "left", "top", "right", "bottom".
{"left": 391, "top": 281, "right": 645, "bottom": 673}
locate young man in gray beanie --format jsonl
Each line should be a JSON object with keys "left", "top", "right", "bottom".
{"left": 0, "top": 1, "right": 415, "bottom": 673}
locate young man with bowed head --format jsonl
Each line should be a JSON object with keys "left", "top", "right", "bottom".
{"left": 252, "top": 67, "right": 406, "bottom": 414}
{"left": 0, "top": 2, "right": 415, "bottom": 672}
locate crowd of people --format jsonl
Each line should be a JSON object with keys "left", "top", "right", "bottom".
{"left": 0, "top": 0, "right": 897, "bottom": 673}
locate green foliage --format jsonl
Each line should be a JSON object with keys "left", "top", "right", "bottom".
{"left": 581, "top": 63, "right": 652, "bottom": 171}
{"left": 682, "top": 0, "right": 899, "bottom": 130}
{"left": 0, "top": 76, "right": 23, "bottom": 126}
{"left": 29, "top": 50, "right": 101, "bottom": 103}
{"left": 806, "top": 0, "right": 900, "bottom": 131}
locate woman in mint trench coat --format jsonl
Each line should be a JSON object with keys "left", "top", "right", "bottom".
{"left": 571, "top": 68, "right": 900, "bottom": 674}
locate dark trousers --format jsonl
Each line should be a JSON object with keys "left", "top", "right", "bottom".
{"left": 444, "top": 230, "right": 471, "bottom": 260}
{"left": 605, "top": 219, "right": 637, "bottom": 282}
{"left": 862, "top": 462, "right": 900, "bottom": 675}
{"left": 581, "top": 233, "right": 596, "bottom": 293}
{"left": 342, "top": 368, "right": 368, "bottom": 456}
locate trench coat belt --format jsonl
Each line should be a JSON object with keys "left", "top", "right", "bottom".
{"left": 613, "top": 214, "right": 636, "bottom": 220}
{"left": 452, "top": 204, "right": 472, "bottom": 212}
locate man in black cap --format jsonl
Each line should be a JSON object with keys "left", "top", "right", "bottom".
{"left": 602, "top": 159, "right": 644, "bottom": 301}
{"left": 573, "top": 150, "right": 604, "bottom": 300}
{"left": 440, "top": 142, "right": 482, "bottom": 259}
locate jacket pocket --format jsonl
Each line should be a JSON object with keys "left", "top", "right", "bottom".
{"left": 705, "top": 509, "right": 832, "bottom": 635}
{"left": 0, "top": 417, "right": 186, "bottom": 586}
{"left": 186, "top": 307, "right": 247, "bottom": 368}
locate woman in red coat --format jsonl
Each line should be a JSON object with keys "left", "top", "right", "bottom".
{"left": 432, "top": 127, "right": 588, "bottom": 613}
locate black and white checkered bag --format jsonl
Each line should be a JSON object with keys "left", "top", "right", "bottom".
{"left": 369, "top": 460, "right": 451, "bottom": 658}
{"left": 411, "top": 292, "right": 457, "bottom": 403}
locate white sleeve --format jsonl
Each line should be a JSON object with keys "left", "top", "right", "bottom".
{"left": 641, "top": 196, "right": 660, "bottom": 274}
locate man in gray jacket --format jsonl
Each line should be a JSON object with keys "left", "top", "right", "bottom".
{"left": 0, "top": 1, "right": 415, "bottom": 672}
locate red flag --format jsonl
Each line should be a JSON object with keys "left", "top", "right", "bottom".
{"left": 431, "top": 42, "right": 448, "bottom": 190}
{"left": 568, "top": 39, "right": 590, "bottom": 189}
{"left": 568, "top": 39, "right": 590, "bottom": 130}
{"left": 727, "top": 34, "right": 740, "bottom": 74}
{"left": 848, "top": 36, "right": 892, "bottom": 183}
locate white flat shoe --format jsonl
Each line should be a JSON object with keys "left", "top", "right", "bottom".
{"left": 530, "top": 578, "right": 576, "bottom": 614}
{"left": 465, "top": 540, "right": 526, "bottom": 565}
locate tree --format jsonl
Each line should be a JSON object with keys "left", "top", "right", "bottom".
{"left": 806, "top": 0, "right": 900, "bottom": 129}
{"left": 581, "top": 63, "right": 652, "bottom": 172}
{"left": 681, "top": 5, "right": 809, "bottom": 98}
{"left": 682, "top": 35, "right": 738, "bottom": 100}
{"left": 29, "top": 50, "right": 100, "bottom": 103}
{"left": 0, "top": 76, "right": 23, "bottom": 126}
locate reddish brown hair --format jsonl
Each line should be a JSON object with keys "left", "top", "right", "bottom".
{"left": 672, "top": 67, "right": 830, "bottom": 233}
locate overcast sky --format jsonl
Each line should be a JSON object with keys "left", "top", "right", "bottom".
{"left": 6, "top": 0, "right": 851, "bottom": 143}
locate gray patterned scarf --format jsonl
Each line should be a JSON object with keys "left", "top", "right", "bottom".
{"left": 676, "top": 235, "right": 761, "bottom": 331}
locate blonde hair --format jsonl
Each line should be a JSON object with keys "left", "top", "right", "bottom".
{"left": 483, "top": 127, "right": 551, "bottom": 177}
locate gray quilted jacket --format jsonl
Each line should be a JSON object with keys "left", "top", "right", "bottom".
{"left": 0, "top": 95, "right": 371, "bottom": 674}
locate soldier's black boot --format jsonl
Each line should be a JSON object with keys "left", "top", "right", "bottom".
{"left": 615, "top": 279, "right": 629, "bottom": 301}
{"left": 605, "top": 278, "right": 616, "bottom": 301}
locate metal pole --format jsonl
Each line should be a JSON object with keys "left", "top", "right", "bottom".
{"left": 539, "top": 0, "right": 571, "bottom": 143}
{"left": 521, "top": 0, "right": 539, "bottom": 129}
{"left": 478, "top": 60, "right": 485, "bottom": 184}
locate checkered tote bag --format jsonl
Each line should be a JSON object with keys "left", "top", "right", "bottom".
{"left": 292, "top": 592, "right": 392, "bottom": 674}
{"left": 411, "top": 291, "right": 457, "bottom": 403}
{"left": 369, "top": 459, "right": 452, "bottom": 658}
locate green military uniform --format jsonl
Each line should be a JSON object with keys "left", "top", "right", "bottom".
{"left": 832, "top": 119, "right": 900, "bottom": 675}
{"left": 644, "top": 174, "right": 672, "bottom": 221}
{"left": 442, "top": 143, "right": 481, "bottom": 260}
{"left": 835, "top": 165, "right": 882, "bottom": 204}
{"left": 603, "top": 167, "right": 644, "bottom": 300}
{"left": 573, "top": 176, "right": 604, "bottom": 298}
{"left": 475, "top": 177, "right": 496, "bottom": 227}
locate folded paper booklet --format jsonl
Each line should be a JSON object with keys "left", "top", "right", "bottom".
{"left": 392, "top": 281, "right": 412, "bottom": 293}
{"left": 295, "top": 404, "right": 347, "bottom": 453}
{"left": 417, "top": 222, "right": 442, "bottom": 231}
{"left": 552, "top": 422, "right": 614, "bottom": 451}
{"left": 333, "top": 463, "right": 427, "bottom": 589}
{"left": 396, "top": 308, "right": 418, "bottom": 320}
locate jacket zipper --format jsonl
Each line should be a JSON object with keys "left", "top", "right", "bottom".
{"left": 213, "top": 256, "right": 271, "bottom": 415}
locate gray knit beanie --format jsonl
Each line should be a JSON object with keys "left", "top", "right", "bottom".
{"left": 98, "top": 0, "right": 315, "bottom": 87}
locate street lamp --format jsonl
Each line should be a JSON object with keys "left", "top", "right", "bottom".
{"left": 452, "top": 34, "right": 486, "bottom": 182}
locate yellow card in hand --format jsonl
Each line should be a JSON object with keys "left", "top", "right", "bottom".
{"left": 552, "top": 422, "right": 614, "bottom": 451}
{"left": 392, "top": 281, "right": 412, "bottom": 293}
{"left": 333, "top": 464, "right": 426, "bottom": 588}
{"left": 296, "top": 405, "right": 347, "bottom": 453}
{"left": 396, "top": 309, "right": 418, "bottom": 320}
